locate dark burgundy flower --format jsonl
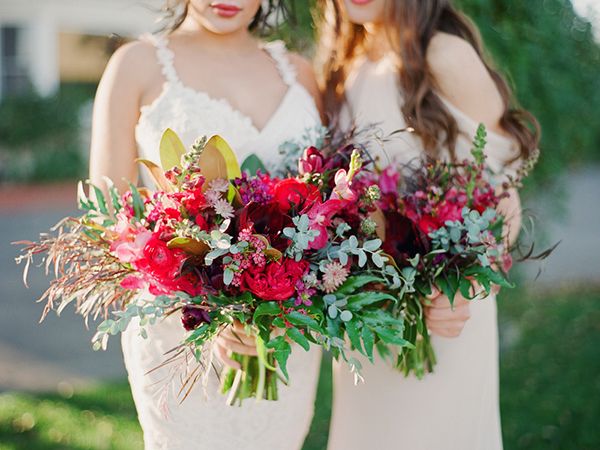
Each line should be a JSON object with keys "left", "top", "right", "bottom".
{"left": 236, "top": 201, "right": 293, "bottom": 250}
{"left": 383, "top": 210, "right": 429, "bottom": 263}
{"left": 181, "top": 305, "right": 211, "bottom": 331}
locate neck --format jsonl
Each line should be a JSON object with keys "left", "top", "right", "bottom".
{"left": 363, "top": 23, "right": 393, "bottom": 61}
{"left": 176, "top": 17, "right": 257, "bottom": 55}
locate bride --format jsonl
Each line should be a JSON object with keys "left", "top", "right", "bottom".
{"left": 88, "top": 1, "right": 323, "bottom": 449}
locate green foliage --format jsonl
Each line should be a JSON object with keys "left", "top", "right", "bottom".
{"left": 456, "top": 0, "right": 600, "bottom": 186}
{"left": 0, "top": 83, "right": 94, "bottom": 183}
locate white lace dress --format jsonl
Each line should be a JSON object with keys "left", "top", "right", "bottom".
{"left": 328, "top": 55, "right": 520, "bottom": 450}
{"left": 122, "top": 35, "right": 322, "bottom": 450}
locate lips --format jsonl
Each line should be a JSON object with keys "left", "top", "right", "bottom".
{"left": 350, "top": 0, "right": 374, "bottom": 5}
{"left": 210, "top": 2, "right": 242, "bottom": 18}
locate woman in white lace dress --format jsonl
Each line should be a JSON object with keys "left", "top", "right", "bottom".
{"left": 316, "top": 1, "right": 539, "bottom": 449}
{"left": 89, "top": 1, "right": 323, "bottom": 449}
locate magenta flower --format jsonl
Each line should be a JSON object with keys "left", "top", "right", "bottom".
{"left": 304, "top": 199, "right": 344, "bottom": 250}
{"left": 298, "top": 146, "right": 325, "bottom": 175}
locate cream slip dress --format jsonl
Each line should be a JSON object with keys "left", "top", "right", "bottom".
{"left": 121, "top": 34, "right": 322, "bottom": 450}
{"left": 328, "top": 55, "right": 520, "bottom": 450}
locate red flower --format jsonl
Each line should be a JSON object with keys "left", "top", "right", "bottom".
{"left": 272, "top": 179, "right": 320, "bottom": 213}
{"left": 240, "top": 258, "right": 308, "bottom": 301}
{"left": 135, "top": 235, "right": 186, "bottom": 287}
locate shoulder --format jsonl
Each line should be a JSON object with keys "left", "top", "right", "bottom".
{"left": 426, "top": 32, "right": 504, "bottom": 130}
{"left": 287, "top": 52, "right": 324, "bottom": 116}
{"left": 101, "top": 39, "right": 159, "bottom": 88}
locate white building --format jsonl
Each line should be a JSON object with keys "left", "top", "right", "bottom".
{"left": 0, "top": 0, "right": 162, "bottom": 98}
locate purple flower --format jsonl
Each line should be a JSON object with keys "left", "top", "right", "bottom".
{"left": 181, "top": 305, "right": 211, "bottom": 331}
{"left": 234, "top": 171, "right": 273, "bottom": 204}
{"left": 294, "top": 280, "right": 315, "bottom": 307}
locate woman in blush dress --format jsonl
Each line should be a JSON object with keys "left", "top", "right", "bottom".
{"left": 88, "top": 1, "right": 323, "bottom": 449}
{"left": 316, "top": 1, "right": 540, "bottom": 449}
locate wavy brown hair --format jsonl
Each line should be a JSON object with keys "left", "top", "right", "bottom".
{"left": 316, "top": 0, "right": 540, "bottom": 161}
{"left": 159, "top": 0, "right": 293, "bottom": 34}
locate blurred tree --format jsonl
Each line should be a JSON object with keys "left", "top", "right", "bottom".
{"left": 456, "top": 0, "right": 600, "bottom": 184}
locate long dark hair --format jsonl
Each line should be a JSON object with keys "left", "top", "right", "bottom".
{"left": 316, "top": 0, "right": 540, "bottom": 161}
{"left": 160, "top": 0, "right": 293, "bottom": 35}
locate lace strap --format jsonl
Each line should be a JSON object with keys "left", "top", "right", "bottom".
{"left": 143, "top": 33, "right": 180, "bottom": 85}
{"left": 262, "top": 40, "right": 297, "bottom": 87}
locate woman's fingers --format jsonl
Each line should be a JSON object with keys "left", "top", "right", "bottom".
{"left": 428, "top": 292, "right": 470, "bottom": 309}
{"left": 428, "top": 324, "right": 464, "bottom": 338}
{"left": 219, "top": 327, "right": 255, "bottom": 346}
{"left": 215, "top": 343, "right": 241, "bottom": 370}
{"left": 425, "top": 303, "right": 471, "bottom": 322}
{"left": 425, "top": 286, "right": 441, "bottom": 300}
{"left": 217, "top": 335, "right": 259, "bottom": 355}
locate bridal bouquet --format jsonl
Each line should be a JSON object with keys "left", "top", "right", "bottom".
{"left": 16, "top": 129, "right": 411, "bottom": 404}
{"left": 375, "top": 125, "right": 540, "bottom": 377}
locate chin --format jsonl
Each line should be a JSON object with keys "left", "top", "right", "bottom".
{"left": 342, "top": 0, "right": 387, "bottom": 25}
{"left": 190, "top": 0, "right": 261, "bottom": 35}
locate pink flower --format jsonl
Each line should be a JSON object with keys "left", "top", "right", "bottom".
{"left": 120, "top": 275, "right": 147, "bottom": 290}
{"left": 379, "top": 165, "right": 400, "bottom": 195}
{"left": 110, "top": 214, "right": 152, "bottom": 263}
{"left": 322, "top": 261, "right": 349, "bottom": 293}
{"left": 303, "top": 199, "right": 344, "bottom": 250}
{"left": 331, "top": 169, "right": 357, "bottom": 202}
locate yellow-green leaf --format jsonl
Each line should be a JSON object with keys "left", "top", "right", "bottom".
{"left": 159, "top": 128, "right": 187, "bottom": 171}
{"left": 136, "top": 158, "right": 176, "bottom": 193}
{"left": 198, "top": 135, "right": 242, "bottom": 201}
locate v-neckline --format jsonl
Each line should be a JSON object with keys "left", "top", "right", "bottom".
{"left": 164, "top": 39, "right": 297, "bottom": 136}
{"left": 172, "top": 80, "right": 297, "bottom": 136}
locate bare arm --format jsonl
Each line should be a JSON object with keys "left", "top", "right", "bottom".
{"left": 88, "top": 41, "right": 156, "bottom": 193}
{"left": 428, "top": 32, "right": 522, "bottom": 244}
{"left": 425, "top": 33, "right": 522, "bottom": 337}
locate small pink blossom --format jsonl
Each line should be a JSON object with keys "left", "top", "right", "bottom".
{"left": 331, "top": 169, "right": 357, "bottom": 202}
{"left": 209, "top": 178, "right": 230, "bottom": 193}
{"left": 322, "top": 261, "right": 349, "bottom": 293}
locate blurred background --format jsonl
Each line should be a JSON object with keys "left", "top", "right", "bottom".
{"left": 0, "top": 0, "right": 598, "bottom": 449}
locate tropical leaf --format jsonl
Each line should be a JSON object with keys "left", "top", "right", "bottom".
{"left": 167, "top": 237, "right": 210, "bottom": 256}
{"left": 199, "top": 135, "right": 242, "bottom": 201}
{"left": 136, "top": 158, "right": 176, "bottom": 192}
{"left": 159, "top": 128, "right": 186, "bottom": 171}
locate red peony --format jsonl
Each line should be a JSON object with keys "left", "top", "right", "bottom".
{"left": 135, "top": 235, "right": 186, "bottom": 287}
{"left": 240, "top": 258, "right": 308, "bottom": 301}
{"left": 272, "top": 179, "right": 320, "bottom": 213}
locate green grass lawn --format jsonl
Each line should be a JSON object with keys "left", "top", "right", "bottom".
{"left": 1, "top": 286, "right": 598, "bottom": 450}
